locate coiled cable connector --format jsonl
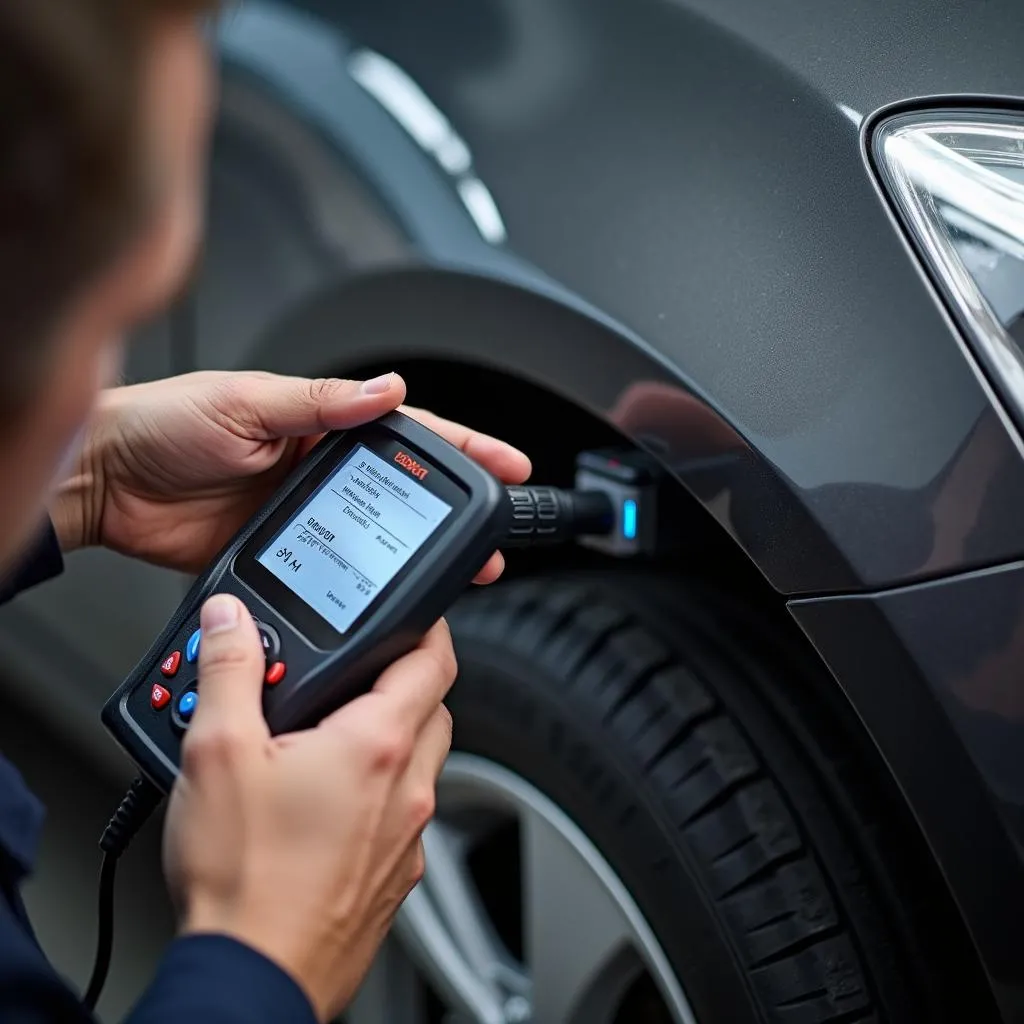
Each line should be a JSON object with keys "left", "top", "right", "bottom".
{"left": 99, "top": 776, "right": 162, "bottom": 858}
{"left": 84, "top": 776, "right": 163, "bottom": 1012}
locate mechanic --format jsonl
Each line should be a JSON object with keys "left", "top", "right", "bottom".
{"left": 0, "top": 1, "right": 531, "bottom": 1022}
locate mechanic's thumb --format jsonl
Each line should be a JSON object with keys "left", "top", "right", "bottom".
{"left": 252, "top": 372, "right": 407, "bottom": 438}
{"left": 191, "top": 594, "right": 269, "bottom": 736}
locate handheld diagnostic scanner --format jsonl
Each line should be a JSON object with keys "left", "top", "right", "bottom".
{"left": 87, "top": 414, "right": 658, "bottom": 1012}
{"left": 102, "top": 411, "right": 512, "bottom": 791}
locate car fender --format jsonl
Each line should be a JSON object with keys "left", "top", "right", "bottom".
{"left": 209, "top": 0, "right": 1024, "bottom": 599}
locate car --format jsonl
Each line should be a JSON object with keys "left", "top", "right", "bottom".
{"left": 3, "top": 0, "right": 1024, "bottom": 1021}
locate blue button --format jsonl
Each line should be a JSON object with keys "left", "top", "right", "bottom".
{"left": 177, "top": 690, "right": 198, "bottom": 720}
{"left": 185, "top": 629, "right": 201, "bottom": 663}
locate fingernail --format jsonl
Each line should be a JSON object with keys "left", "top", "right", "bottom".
{"left": 202, "top": 594, "right": 239, "bottom": 635}
{"left": 361, "top": 372, "right": 395, "bottom": 395}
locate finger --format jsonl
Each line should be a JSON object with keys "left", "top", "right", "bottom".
{"left": 387, "top": 710, "right": 451, "bottom": 854}
{"left": 188, "top": 594, "right": 269, "bottom": 739}
{"left": 406, "top": 704, "right": 454, "bottom": 787}
{"left": 371, "top": 619, "right": 457, "bottom": 718}
{"left": 400, "top": 406, "right": 531, "bottom": 484}
{"left": 472, "top": 550, "right": 505, "bottom": 585}
{"left": 389, "top": 837, "right": 429, "bottom": 913}
{"left": 321, "top": 620, "right": 457, "bottom": 736}
{"left": 226, "top": 372, "right": 407, "bottom": 440}
{"left": 391, "top": 707, "right": 451, "bottom": 848}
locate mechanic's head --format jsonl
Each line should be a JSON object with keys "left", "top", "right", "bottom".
{"left": 0, "top": 1, "right": 216, "bottom": 565}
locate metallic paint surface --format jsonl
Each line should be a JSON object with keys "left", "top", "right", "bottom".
{"left": 792, "top": 569, "right": 1024, "bottom": 1022}
{"left": 210, "top": 0, "right": 1024, "bottom": 595}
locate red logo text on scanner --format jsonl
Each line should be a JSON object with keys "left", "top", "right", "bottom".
{"left": 394, "top": 451, "right": 429, "bottom": 480}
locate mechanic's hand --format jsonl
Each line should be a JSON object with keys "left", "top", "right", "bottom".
{"left": 163, "top": 593, "right": 455, "bottom": 1021}
{"left": 51, "top": 370, "right": 531, "bottom": 577}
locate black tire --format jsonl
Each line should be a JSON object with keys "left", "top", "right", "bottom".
{"left": 445, "top": 571, "right": 946, "bottom": 1024}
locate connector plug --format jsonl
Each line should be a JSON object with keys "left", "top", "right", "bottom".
{"left": 503, "top": 486, "right": 614, "bottom": 547}
{"left": 573, "top": 448, "right": 662, "bottom": 557}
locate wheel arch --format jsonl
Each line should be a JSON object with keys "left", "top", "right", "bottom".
{"left": 247, "top": 264, "right": 859, "bottom": 596}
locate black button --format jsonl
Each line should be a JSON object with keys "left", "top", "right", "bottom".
{"left": 253, "top": 620, "right": 281, "bottom": 661}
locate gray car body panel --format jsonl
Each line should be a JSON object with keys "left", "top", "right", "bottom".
{"left": 792, "top": 572, "right": 1024, "bottom": 1021}
{"left": 204, "top": 0, "right": 1024, "bottom": 597}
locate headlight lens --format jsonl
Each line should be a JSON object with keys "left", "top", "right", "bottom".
{"left": 875, "top": 111, "right": 1024, "bottom": 416}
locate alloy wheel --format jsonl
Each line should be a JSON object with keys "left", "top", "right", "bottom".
{"left": 345, "top": 753, "right": 698, "bottom": 1024}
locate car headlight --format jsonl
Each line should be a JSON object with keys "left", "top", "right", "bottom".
{"left": 874, "top": 111, "right": 1024, "bottom": 418}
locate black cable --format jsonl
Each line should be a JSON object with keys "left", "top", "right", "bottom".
{"left": 83, "top": 776, "right": 163, "bottom": 1013}
{"left": 83, "top": 854, "right": 118, "bottom": 1012}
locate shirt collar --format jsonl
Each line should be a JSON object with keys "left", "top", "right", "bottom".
{"left": 0, "top": 754, "right": 45, "bottom": 880}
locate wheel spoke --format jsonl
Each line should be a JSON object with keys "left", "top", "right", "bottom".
{"left": 522, "top": 805, "right": 640, "bottom": 1024}
{"left": 421, "top": 824, "right": 530, "bottom": 996}
{"left": 393, "top": 863, "right": 509, "bottom": 1024}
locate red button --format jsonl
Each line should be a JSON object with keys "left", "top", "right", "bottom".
{"left": 150, "top": 684, "right": 171, "bottom": 710}
{"left": 160, "top": 651, "right": 181, "bottom": 677}
{"left": 264, "top": 661, "right": 286, "bottom": 686}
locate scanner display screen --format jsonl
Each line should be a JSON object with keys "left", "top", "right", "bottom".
{"left": 257, "top": 444, "right": 452, "bottom": 632}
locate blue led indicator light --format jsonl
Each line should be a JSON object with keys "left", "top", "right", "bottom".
{"left": 622, "top": 499, "right": 638, "bottom": 540}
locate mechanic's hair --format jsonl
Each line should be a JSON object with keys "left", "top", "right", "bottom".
{"left": 0, "top": 0, "right": 217, "bottom": 415}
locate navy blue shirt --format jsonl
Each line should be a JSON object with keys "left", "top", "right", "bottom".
{"left": 0, "top": 521, "right": 318, "bottom": 1024}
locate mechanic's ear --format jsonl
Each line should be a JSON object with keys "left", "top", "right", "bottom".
{"left": 101, "top": 20, "right": 214, "bottom": 330}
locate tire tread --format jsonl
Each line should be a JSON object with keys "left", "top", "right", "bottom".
{"left": 451, "top": 580, "right": 886, "bottom": 1024}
